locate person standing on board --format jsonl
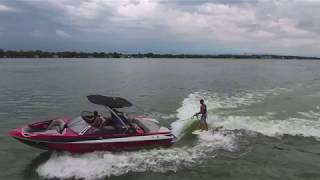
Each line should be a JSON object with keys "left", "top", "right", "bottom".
{"left": 194, "top": 99, "right": 208, "bottom": 131}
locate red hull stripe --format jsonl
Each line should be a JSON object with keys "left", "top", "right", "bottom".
{"left": 68, "top": 134, "right": 173, "bottom": 143}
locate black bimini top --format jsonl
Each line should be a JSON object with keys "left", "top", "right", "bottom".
{"left": 87, "top": 95, "right": 133, "bottom": 108}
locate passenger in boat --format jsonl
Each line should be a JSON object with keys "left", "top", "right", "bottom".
{"left": 86, "top": 111, "right": 108, "bottom": 129}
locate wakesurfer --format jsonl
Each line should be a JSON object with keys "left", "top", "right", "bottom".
{"left": 194, "top": 99, "right": 208, "bottom": 131}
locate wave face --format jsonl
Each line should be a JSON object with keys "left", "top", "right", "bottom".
{"left": 37, "top": 88, "right": 320, "bottom": 179}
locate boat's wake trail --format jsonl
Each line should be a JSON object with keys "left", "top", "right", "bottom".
{"left": 171, "top": 90, "right": 276, "bottom": 139}
{"left": 171, "top": 89, "right": 320, "bottom": 139}
{"left": 37, "top": 130, "right": 236, "bottom": 179}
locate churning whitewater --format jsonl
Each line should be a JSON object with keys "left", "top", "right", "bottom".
{"left": 172, "top": 89, "right": 320, "bottom": 139}
{"left": 37, "top": 131, "right": 236, "bottom": 179}
{"left": 37, "top": 88, "right": 320, "bottom": 179}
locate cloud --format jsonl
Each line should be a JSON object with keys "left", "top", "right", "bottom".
{"left": 55, "top": 29, "right": 71, "bottom": 38}
{"left": 1, "top": 0, "right": 320, "bottom": 56}
{"left": 0, "top": 3, "right": 16, "bottom": 12}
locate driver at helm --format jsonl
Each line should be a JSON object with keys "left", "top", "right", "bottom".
{"left": 87, "top": 111, "right": 105, "bottom": 128}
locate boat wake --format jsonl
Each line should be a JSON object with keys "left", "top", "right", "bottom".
{"left": 172, "top": 89, "right": 320, "bottom": 139}
{"left": 37, "top": 130, "right": 236, "bottom": 179}
{"left": 37, "top": 88, "right": 320, "bottom": 179}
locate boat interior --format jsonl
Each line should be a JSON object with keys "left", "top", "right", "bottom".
{"left": 22, "top": 110, "right": 160, "bottom": 136}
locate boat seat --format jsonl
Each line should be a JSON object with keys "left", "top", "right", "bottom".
{"left": 132, "top": 119, "right": 151, "bottom": 133}
{"left": 47, "top": 119, "right": 65, "bottom": 133}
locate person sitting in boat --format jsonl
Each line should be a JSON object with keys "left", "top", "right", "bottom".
{"left": 86, "top": 111, "right": 109, "bottom": 129}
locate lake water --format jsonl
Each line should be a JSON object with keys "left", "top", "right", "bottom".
{"left": 1, "top": 58, "right": 320, "bottom": 180}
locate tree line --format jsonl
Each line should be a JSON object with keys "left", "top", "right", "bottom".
{"left": 0, "top": 49, "right": 319, "bottom": 59}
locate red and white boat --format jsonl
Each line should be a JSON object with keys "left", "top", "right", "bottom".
{"left": 9, "top": 95, "right": 175, "bottom": 153}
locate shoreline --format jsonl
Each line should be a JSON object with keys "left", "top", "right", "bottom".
{"left": 1, "top": 57, "right": 319, "bottom": 60}
{"left": 0, "top": 50, "right": 319, "bottom": 60}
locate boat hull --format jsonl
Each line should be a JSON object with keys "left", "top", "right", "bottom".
{"left": 12, "top": 134, "right": 174, "bottom": 153}
{"left": 49, "top": 139, "right": 172, "bottom": 153}
{"left": 9, "top": 113, "right": 175, "bottom": 153}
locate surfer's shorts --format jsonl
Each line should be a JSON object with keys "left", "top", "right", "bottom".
{"left": 200, "top": 114, "right": 207, "bottom": 122}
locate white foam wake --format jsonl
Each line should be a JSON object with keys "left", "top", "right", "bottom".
{"left": 171, "top": 90, "right": 320, "bottom": 139}
{"left": 171, "top": 90, "right": 279, "bottom": 138}
{"left": 212, "top": 115, "right": 320, "bottom": 138}
{"left": 37, "top": 131, "right": 236, "bottom": 180}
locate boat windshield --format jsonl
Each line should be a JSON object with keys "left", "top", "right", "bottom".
{"left": 68, "top": 116, "right": 90, "bottom": 134}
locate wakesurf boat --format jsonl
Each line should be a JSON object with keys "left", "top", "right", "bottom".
{"left": 9, "top": 95, "right": 175, "bottom": 153}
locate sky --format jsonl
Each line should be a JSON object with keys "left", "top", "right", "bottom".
{"left": 0, "top": 0, "right": 320, "bottom": 56}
